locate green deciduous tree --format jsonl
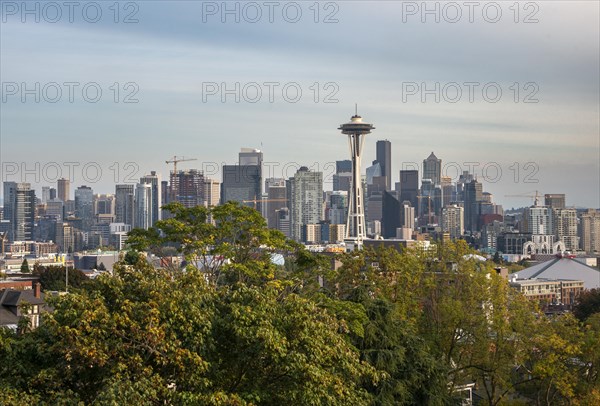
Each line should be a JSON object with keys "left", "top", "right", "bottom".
{"left": 127, "top": 202, "right": 288, "bottom": 286}
{"left": 0, "top": 203, "right": 375, "bottom": 404}
{"left": 0, "top": 260, "right": 374, "bottom": 404}
{"left": 573, "top": 288, "right": 600, "bottom": 322}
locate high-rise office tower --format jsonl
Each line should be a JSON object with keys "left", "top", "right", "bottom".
{"left": 203, "top": 178, "right": 221, "bottom": 208}
{"left": 456, "top": 171, "right": 474, "bottom": 202}
{"left": 365, "top": 161, "right": 382, "bottom": 187}
{"left": 275, "top": 207, "right": 291, "bottom": 238}
{"left": 442, "top": 204, "right": 464, "bottom": 239}
{"left": 580, "top": 209, "right": 600, "bottom": 254}
{"left": 325, "top": 191, "right": 348, "bottom": 225}
{"left": 522, "top": 203, "right": 557, "bottom": 254}
{"left": 398, "top": 170, "right": 419, "bottom": 209}
{"left": 338, "top": 112, "right": 375, "bottom": 249}
{"left": 49, "top": 187, "right": 57, "bottom": 200}
{"left": 63, "top": 200, "right": 76, "bottom": 218}
{"left": 365, "top": 159, "right": 384, "bottom": 228}
{"left": 135, "top": 183, "right": 153, "bottom": 230}
{"left": 522, "top": 205, "right": 553, "bottom": 235}
{"left": 3, "top": 182, "right": 35, "bottom": 241}
{"left": 140, "top": 171, "right": 161, "bottom": 225}
{"left": 423, "top": 152, "right": 442, "bottom": 185}
{"left": 41, "top": 186, "right": 50, "bottom": 204}
{"left": 161, "top": 180, "right": 170, "bottom": 219}
{"left": 265, "top": 178, "right": 287, "bottom": 229}
{"left": 441, "top": 176, "right": 454, "bottom": 207}
{"left": 239, "top": 148, "right": 263, "bottom": 196}
{"left": 57, "top": 178, "right": 70, "bottom": 202}
{"left": 553, "top": 208, "right": 579, "bottom": 251}
{"left": 203, "top": 177, "right": 221, "bottom": 224}
{"left": 239, "top": 148, "right": 263, "bottom": 166}
{"left": 171, "top": 169, "right": 205, "bottom": 208}
{"left": 46, "top": 198, "right": 64, "bottom": 220}
{"left": 55, "top": 222, "right": 74, "bottom": 253}
{"left": 75, "top": 186, "right": 94, "bottom": 231}
{"left": 419, "top": 179, "right": 436, "bottom": 225}
{"left": 333, "top": 160, "right": 352, "bottom": 192}
{"left": 401, "top": 201, "right": 415, "bottom": 231}
{"left": 288, "top": 167, "right": 323, "bottom": 242}
{"left": 366, "top": 192, "right": 383, "bottom": 223}
{"left": 545, "top": 194, "right": 566, "bottom": 210}
{"left": 433, "top": 185, "right": 443, "bottom": 218}
{"left": 464, "top": 179, "right": 482, "bottom": 233}
{"left": 161, "top": 180, "right": 169, "bottom": 204}
{"left": 336, "top": 160, "right": 352, "bottom": 173}
{"left": 382, "top": 190, "right": 401, "bottom": 239}
{"left": 221, "top": 165, "right": 261, "bottom": 208}
{"left": 376, "top": 140, "right": 392, "bottom": 190}
{"left": 218, "top": 148, "right": 263, "bottom": 208}
{"left": 115, "top": 184, "right": 135, "bottom": 228}
{"left": 94, "top": 194, "right": 115, "bottom": 216}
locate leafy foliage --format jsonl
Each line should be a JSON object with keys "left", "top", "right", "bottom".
{"left": 32, "top": 264, "right": 89, "bottom": 292}
{"left": 573, "top": 288, "right": 600, "bottom": 321}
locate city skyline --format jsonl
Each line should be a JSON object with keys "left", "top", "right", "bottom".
{"left": 1, "top": 2, "right": 598, "bottom": 208}
{"left": 0, "top": 144, "right": 597, "bottom": 211}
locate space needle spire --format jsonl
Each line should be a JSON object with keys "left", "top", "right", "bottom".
{"left": 338, "top": 109, "right": 375, "bottom": 250}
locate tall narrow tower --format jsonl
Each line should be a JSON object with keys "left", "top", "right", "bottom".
{"left": 338, "top": 111, "right": 375, "bottom": 250}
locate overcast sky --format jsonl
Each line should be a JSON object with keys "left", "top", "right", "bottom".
{"left": 1, "top": 1, "right": 598, "bottom": 208}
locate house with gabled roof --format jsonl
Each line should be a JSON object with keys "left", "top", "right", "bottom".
{"left": 0, "top": 282, "right": 45, "bottom": 331}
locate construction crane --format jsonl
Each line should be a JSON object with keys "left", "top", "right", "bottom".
{"left": 166, "top": 156, "right": 198, "bottom": 175}
{"left": 504, "top": 190, "right": 542, "bottom": 206}
{"left": 241, "top": 198, "right": 288, "bottom": 211}
{"left": 166, "top": 156, "right": 198, "bottom": 202}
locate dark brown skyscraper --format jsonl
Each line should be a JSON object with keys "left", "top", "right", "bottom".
{"left": 57, "top": 178, "right": 70, "bottom": 202}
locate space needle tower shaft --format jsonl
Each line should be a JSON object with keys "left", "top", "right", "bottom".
{"left": 338, "top": 110, "right": 375, "bottom": 250}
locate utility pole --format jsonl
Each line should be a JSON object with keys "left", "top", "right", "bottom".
{"left": 65, "top": 254, "right": 69, "bottom": 293}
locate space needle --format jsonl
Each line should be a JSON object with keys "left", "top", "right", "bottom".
{"left": 338, "top": 108, "right": 375, "bottom": 250}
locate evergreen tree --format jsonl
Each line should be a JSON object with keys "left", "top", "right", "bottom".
{"left": 20, "top": 259, "right": 30, "bottom": 273}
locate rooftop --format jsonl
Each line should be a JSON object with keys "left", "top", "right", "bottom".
{"left": 516, "top": 257, "right": 600, "bottom": 289}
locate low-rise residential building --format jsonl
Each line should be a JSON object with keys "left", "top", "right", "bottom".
{"left": 0, "top": 282, "right": 45, "bottom": 331}
{"left": 509, "top": 277, "right": 584, "bottom": 306}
